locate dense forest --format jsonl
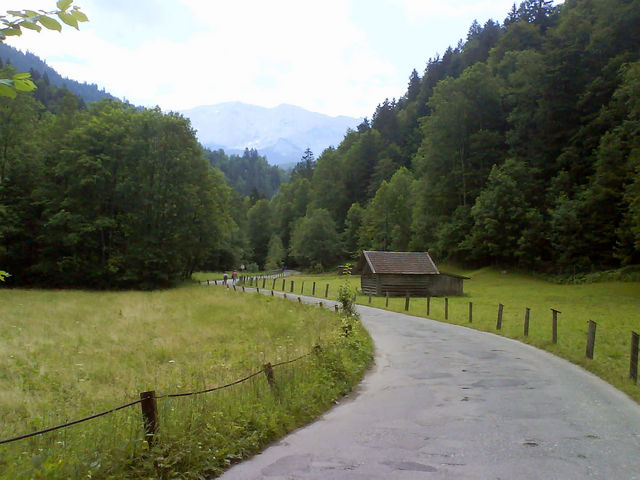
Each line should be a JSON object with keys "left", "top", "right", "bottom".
{"left": 204, "top": 148, "right": 286, "bottom": 199}
{"left": 233, "top": 0, "right": 640, "bottom": 274}
{"left": 0, "top": 63, "right": 239, "bottom": 288}
{"left": 2, "top": 0, "right": 639, "bottom": 288}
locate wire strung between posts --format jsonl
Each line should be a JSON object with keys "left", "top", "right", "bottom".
{"left": 272, "top": 351, "right": 314, "bottom": 368}
{"left": 0, "top": 398, "right": 143, "bottom": 446}
{"left": 0, "top": 347, "right": 318, "bottom": 446}
{"left": 163, "top": 369, "right": 265, "bottom": 399}
{"left": 164, "top": 350, "right": 314, "bottom": 399}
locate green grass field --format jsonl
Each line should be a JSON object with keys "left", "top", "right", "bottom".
{"left": 257, "top": 267, "right": 640, "bottom": 403}
{"left": 0, "top": 282, "right": 372, "bottom": 479}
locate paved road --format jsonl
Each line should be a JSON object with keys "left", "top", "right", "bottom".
{"left": 218, "top": 291, "right": 640, "bottom": 479}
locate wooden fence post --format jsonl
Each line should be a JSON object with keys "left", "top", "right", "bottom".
{"left": 312, "top": 282, "right": 316, "bottom": 296}
{"left": 319, "top": 301, "right": 323, "bottom": 308}
{"left": 271, "top": 290, "right": 274, "bottom": 296}
{"left": 444, "top": 298, "right": 449, "bottom": 320}
{"left": 524, "top": 307, "right": 530, "bottom": 337}
{"left": 263, "top": 363, "right": 276, "bottom": 390}
{"left": 551, "top": 308, "right": 561, "bottom": 343}
{"left": 325, "top": 284, "right": 329, "bottom": 298}
{"left": 298, "top": 296, "right": 301, "bottom": 303}
{"left": 630, "top": 332, "right": 639, "bottom": 383}
{"left": 586, "top": 320, "right": 597, "bottom": 359}
{"left": 334, "top": 304, "right": 339, "bottom": 313}
{"left": 242, "top": 286, "right": 245, "bottom": 292}
{"left": 290, "top": 281, "right": 294, "bottom": 293}
{"left": 368, "top": 293, "right": 372, "bottom": 304}
{"left": 140, "top": 390, "right": 158, "bottom": 446}
{"left": 496, "top": 304, "right": 504, "bottom": 330}
{"left": 256, "top": 287, "right": 260, "bottom": 294}
{"left": 405, "top": 294, "right": 410, "bottom": 312}
{"left": 301, "top": 281, "right": 304, "bottom": 294}
{"left": 262, "top": 278, "right": 266, "bottom": 288}
{"left": 426, "top": 297, "right": 430, "bottom": 316}
{"left": 385, "top": 291, "right": 389, "bottom": 308}
{"left": 468, "top": 302, "right": 473, "bottom": 323}
{"left": 272, "top": 278, "right": 276, "bottom": 290}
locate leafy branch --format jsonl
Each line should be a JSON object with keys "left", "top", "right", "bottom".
{"left": 0, "top": 1, "right": 88, "bottom": 97}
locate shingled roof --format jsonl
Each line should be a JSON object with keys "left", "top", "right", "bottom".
{"left": 362, "top": 251, "right": 440, "bottom": 275}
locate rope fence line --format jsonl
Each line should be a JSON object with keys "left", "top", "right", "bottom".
{"left": 0, "top": 346, "right": 320, "bottom": 446}
{"left": 0, "top": 398, "right": 144, "bottom": 446}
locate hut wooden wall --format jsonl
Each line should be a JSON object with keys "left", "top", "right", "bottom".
{"left": 360, "top": 273, "right": 464, "bottom": 297}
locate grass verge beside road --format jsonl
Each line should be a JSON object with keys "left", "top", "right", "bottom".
{"left": 0, "top": 282, "right": 372, "bottom": 479}
{"left": 264, "top": 267, "right": 640, "bottom": 403}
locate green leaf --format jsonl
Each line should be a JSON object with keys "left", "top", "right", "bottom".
{"left": 20, "top": 20, "right": 42, "bottom": 32}
{"left": 38, "top": 15, "right": 62, "bottom": 31}
{"left": 57, "top": 11, "right": 78, "bottom": 29}
{"left": 57, "top": 0, "right": 73, "bottom": 11}
{"left": 2, "top": 27, "right": 22, "bottom": 37}
{"left": 0, "top": 84, "right": 17, "bottom": 99}
{"left": 70, "top": 9, "right": 89, "bottom": 23}
{"left": 13, "top": 73, "right": 36, "bottom": 92}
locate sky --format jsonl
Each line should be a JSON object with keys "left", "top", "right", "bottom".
{"left": 6, "top": 1, "right": 555, "bottom": 119}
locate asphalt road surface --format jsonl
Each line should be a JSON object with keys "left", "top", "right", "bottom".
{"left": 218, "top": 291, "right": 640, "bottom": 479}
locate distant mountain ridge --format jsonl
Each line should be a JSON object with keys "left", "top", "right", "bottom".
{"left": 181, "top": 102, "right": 362, "bottom": 166}
{"left": 0, "top": 43, "right": 115, "bottom": 103}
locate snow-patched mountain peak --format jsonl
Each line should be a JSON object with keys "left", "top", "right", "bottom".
{"left": 180, "top": 102, "right": 361, "bottom": 166}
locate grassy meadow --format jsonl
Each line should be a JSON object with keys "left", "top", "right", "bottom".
{"left": 260, "top": 267, "right": 640, "bottom": 402}
{"left": 0, "top": 282, "right": 372, "bottom": 479}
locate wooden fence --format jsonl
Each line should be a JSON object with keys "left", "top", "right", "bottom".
{"left": 212, "top": 279, "right": 640, "bottom": 387}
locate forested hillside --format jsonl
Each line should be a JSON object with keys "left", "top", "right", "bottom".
{"left": 0, "top": 63, "right": 238, "bottom": 288}
{"left": 244, "top": 0, "right": 640, "bottom": 274}
{"left": 0, "top": 44, "right": 115, "bottom": 103}
{"left": 205, "top": 148, "right": 286, "bottom": 199}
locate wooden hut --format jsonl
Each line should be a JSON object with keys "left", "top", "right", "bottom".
{"left": 358, "top": 251, "right": 468, "bottom": 297}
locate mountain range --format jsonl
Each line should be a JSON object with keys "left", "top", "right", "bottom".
{"left": 181, "top": 102, "right": 362, "bottom": 166}
{"left": 1, "top": 44, "right": 361, "bottom": 166}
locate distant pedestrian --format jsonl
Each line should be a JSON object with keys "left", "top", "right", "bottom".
{"left": 232, "top": 270, "right": 238, "bottom": 284}
{"left": 223, "top": 272, "right": 229, "bottom": 285}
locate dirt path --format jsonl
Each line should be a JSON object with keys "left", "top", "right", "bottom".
{"left": 218, "top": 289, "right": 640, "bottom": 479}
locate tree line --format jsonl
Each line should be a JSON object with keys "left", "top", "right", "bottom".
{"left": 237, "top": 0, "right": 640, "bottom": 275}
{"left": 0, "top": 66, "right": 238, "bottom": 288}
{"left": 2, "top": 0, "right": 639, "bottom": 285}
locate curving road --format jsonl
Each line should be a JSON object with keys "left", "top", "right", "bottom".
{"left": 218, "top": 292, "right": 640, "bottom": 479}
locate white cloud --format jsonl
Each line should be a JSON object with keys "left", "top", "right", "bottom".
{"left": 391, "top": 0, "right": 514, "bottom": 20}
{"left": 6, "top": 0, "right": 400, "bottom": 117}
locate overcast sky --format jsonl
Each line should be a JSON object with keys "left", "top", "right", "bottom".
{"left": 7, "top": 1, "right": 557, "bottom": 118}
